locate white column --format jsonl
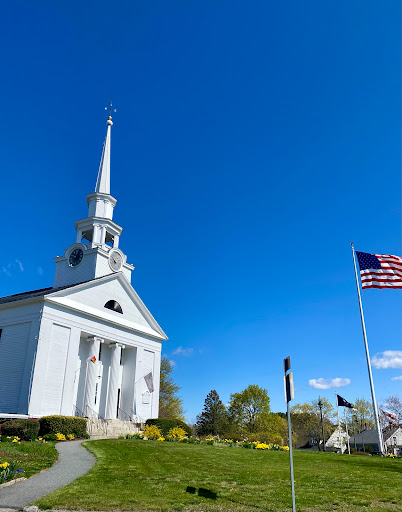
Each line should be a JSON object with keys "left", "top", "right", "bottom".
{"left": 113, "top": 235, "right": 119, "bottom": 248}
{"left": 76, "top": 230, "right": 82, "bottom": 243}
{"left": 133, "top": 347, "right": 144, "bottom": 418}
{"left": 84, "top": 336, "right": 103, "bottom": 417}
{"left": 92, "top": 224, "right": 101, "bottom": 245}
{"left": 105, "top": 343, "right": 124, "bottom": 419}
{"left": 100, "top": 225, "right": 107, "bottom": 245}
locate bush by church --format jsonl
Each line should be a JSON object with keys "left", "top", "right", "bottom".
{"left": 1, "top": 419, "right": 40, "bottom": 441}
{"left": 38, "top": 415, "right": 87, "bottom": 438}
{"left": 145, "top": 418, "right": 192, "bottom": 437}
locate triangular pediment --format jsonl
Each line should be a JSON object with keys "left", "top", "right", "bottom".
{"left": 45, "top": 274, "right": 167, "bottom": 341}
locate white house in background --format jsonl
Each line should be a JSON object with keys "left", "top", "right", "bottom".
{"left": 325, "top": 426, "right": 349, "bottom": 453}
{"left": 0, "top": 114, "right": 167, "bottom": 422}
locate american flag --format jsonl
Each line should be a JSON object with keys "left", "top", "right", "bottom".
{"left": 356, "top": 251, "right": 402, "bottom": 289}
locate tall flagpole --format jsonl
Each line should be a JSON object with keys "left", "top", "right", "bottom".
{"left": 344, "top": 408, "right": 350, "bottom": 455}
{"left": 351, "top": 242, "right": 384, "bottom": 454}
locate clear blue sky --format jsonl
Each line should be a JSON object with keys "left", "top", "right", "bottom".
{"left": 1, "top": 1, "right": 401, "bottom": 422}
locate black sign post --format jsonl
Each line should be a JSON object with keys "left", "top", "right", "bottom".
{"left": 284, "top": 356, "right": 296, "bottom": 512}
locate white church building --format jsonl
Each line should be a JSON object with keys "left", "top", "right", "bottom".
{"left": 0, "top": 114, "right": 167, "bottom": 423}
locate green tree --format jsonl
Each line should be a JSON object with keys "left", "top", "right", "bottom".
{"left": 195, "top": 390, "right": 228, "bottom": 436}
{"left": 158, "top": 357, "right": 184, "bottom": 420}
{"left": 382, "top": 395, "right": 402, "bottom": 420}
{"left": 228, "top": 384, "right": 270, "bottom": 434}
{"left": 291, "top": 398, "right": 335, "bottom": 449}
{"left": 346, "top": 397, "right": 375, "bottom": 432}
{"left": 257, "top": 412, "right": 289, "bottom": 442}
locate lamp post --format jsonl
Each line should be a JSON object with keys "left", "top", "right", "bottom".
{"left": 318, "top": 398, "right": 326, "bottom": 452}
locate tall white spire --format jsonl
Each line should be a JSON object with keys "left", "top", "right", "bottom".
{"left": 95, "top": 117, "right": 113, "bottom": 194}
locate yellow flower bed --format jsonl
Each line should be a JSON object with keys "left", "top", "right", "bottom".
{"left": 255, "top": 443, "right": 270, "bottom": 450}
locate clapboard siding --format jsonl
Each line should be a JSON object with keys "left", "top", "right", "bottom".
{"left": 0, "top": 322, "right": 31, "bottom": 413}
{"left": 41, "top": 324, "right": 70, "bottom": 416}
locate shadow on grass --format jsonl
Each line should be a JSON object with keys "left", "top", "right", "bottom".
{"left": 186, "top": 486, "right": 266, "bottom": 510}
{"left": 186, "top": 486, "right": 217, "bottom": 499}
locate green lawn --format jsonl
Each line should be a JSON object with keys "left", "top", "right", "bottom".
{"left": 0, "top": 441, "right": 58, "bottom": 479}
{"left": 35, "top": 439, "right": 401, "bottom": 512}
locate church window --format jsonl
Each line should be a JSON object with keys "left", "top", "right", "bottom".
{"left": 0, "top": 329, "right": 2, "bottom": 340}
{"left": 104, "top": 300, "right": 123, "bottom": 314}
{"left": 98, "top": 344, "right": 102, "bottom": 361}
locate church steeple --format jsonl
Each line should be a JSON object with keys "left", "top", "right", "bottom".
{"left": 95, "top": 116, "right": 112, "bottom": 194}
{"left": 53, "top": 110, "right": 134, "bottom": 288}
{"left": 85, "top": 115, "right": 117, "bottom": 224}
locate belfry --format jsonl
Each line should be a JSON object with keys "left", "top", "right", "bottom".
{"left": 0, "top": 113, "right": 167, "bottom": 425}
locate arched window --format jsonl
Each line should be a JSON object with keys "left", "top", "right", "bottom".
{"left": 104, "top": 300, "right": 123, "bottom": 314}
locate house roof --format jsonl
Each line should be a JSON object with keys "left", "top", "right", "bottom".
{"left": 349, "top": 425, "right": 401, "bottom": 445}
{"left": 0, "top": 275, "right": 115, "bottom": 305}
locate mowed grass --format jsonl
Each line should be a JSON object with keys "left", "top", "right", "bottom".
{"left": 35, "top": 439, "right": 401, "bottom": 512}
{"left": 0, "top": 441, "right": 58, "bottom": 479}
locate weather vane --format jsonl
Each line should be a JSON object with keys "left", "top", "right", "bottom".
{"left": 105, "top": 97, "right": 117, "bottom": 117}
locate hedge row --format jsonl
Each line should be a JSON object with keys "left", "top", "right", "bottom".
{"left": 39, "top": 416, "right": 87, "bottom": 437}
{"left": 146, "top": 418, "right": 192, "bottom": 437}
{"left": 1, "top": 419, "right": 40, "bottom": 441}
{"left": 0, "top": 416, "right": 87, "bottom": 440}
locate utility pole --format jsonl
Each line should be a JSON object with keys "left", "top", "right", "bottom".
{"left": 317, "top": 397, "right": 326, "bottom": 452}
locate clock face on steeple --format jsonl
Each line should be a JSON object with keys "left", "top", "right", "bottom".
{"left": 109, "top": 250, "right": 123, "bottom": 272}
{"left": 69, "top": 247, "right": 84, "bottom": 267}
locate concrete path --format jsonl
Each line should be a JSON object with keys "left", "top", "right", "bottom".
{"left": 0, "top": 440, "right": 95, "bottom": 511}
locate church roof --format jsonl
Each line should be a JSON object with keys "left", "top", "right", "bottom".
{"left": 0, "top": 276, "right": 112, "bottom": 305}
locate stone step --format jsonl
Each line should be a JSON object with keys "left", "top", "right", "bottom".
{"left": 86, "top": 418, "right": 142, "bottom": 440}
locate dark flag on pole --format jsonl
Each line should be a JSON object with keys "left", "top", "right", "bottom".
{"left": 336, "top": 394, "right": 353, "bottom": 408}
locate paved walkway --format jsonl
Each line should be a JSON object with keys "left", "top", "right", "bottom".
{"left": 0, "top": 440, "right": 95, "bottom": 511}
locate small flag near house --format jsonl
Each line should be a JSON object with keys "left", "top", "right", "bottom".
{"left": 144, "top": 372, "right": 154, "bottom": 393}
{"left": 86, "top": 356, "right": 97, "bottom": 364}
{"left": 381, "top": 409, "right": 399, "bottom": 425}
{"left": 356, "top": 251, "right": 402, "bottom": 289}
{"left": 336, "top": 394, "right": 353, "bottom": 408}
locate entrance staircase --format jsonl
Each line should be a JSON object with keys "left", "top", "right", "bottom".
{"left": 73, "top": 405, "right": 145, "bottom": 440}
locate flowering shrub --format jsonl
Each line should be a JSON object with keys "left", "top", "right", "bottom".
{"left": 167, "top": 427, "right": 187, "bottom": 441}
{"left": 55, "top": 433, "right": 66, "bottom": 441}
{"left": 67, "top": 434, "right": 75, "bottom": 440}
{"left": 143, "top": 425, "right": 162, "bottom": 440}
{"left": 0, "top": 461, "right": 24, "bottom": 484}
{"left": 157, "top": 437, "right": 165, "bottom": 441}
